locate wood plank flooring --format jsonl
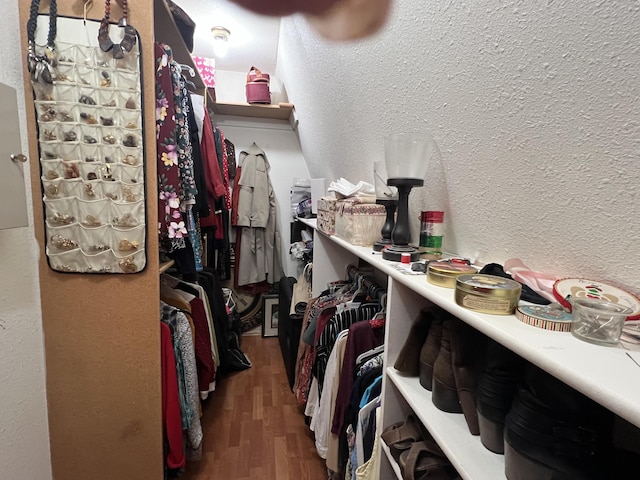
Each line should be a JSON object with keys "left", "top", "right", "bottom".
{"left": 181, "top": 335, "right": 328, "bottom": 480}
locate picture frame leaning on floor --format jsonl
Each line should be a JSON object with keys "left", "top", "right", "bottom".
{"left": 261, "top": 294, "right": 279, "bottom": 337}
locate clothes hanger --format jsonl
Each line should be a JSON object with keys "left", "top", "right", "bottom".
{"left": 160, "top": 272, "right": 180, "bottom": 288}
{"left": 174, "top": 63, "right": 197, "bottom": 90}
{"left": 83, "top": 0, "right": 93, "bottom": 25}
{"left": 356, "top": 344, "right": 384, "bottom": 366}
{"left": 184, "top": 78, "right": 197, "bottom": 91}
{"left": 368, "top": 293, "right": 387, "bottom": 328}
{"left": 178, "top": 63, "right": 196, "bottom": 77}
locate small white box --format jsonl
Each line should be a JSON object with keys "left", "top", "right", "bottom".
{"left": 311, "top": 178, "right": 326, "bottom": 215}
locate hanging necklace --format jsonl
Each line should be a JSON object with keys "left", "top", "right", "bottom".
{"left": 98, "top": 0, "right": 137, "bottom": 59}
{"left": 26, "top": 0, "right": 58, "bottom": 84}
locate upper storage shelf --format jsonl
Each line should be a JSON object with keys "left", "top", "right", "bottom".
{"left": 154, "top": 0, "right": 295, "bottom": 125}
{"left": 211, "top": 101, "right": 295, "bottom": 122}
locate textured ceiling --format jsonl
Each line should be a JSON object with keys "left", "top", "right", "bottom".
{"left": 173, "top": 0, "right": 280, "bottom": 73}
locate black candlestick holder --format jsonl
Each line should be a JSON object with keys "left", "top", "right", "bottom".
{"left": 373, "top": 198, "right": 397, "bottom": 252}
{"left": 382, "top": 178, "right": 423, "bottom": 262}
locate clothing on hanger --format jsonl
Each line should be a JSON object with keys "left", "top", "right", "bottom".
{"left": 160, "top": 301, "right": 203, "bottom": 459}
{"left": 161, "top": 322, "right": 185, "bottom": 470}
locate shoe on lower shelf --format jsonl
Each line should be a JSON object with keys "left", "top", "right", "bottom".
{"left": 395, "top": 303, "right": 441, "bottom": 377}
{"left": 398, "top": 439, "right": 459, "bottom": 480}
{"left": 381, "top": 414, "right": 423, "bottom": 463}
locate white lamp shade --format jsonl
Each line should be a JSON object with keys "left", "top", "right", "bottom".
{"left": 373, "top": 160, "right": 398, "bottom": 199}
{"left": 384, "top": 132, "right": 441, "bottom": 181}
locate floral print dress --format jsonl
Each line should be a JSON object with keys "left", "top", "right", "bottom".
{"left": 155, "top": 43, "right": 187, "bottom": 253}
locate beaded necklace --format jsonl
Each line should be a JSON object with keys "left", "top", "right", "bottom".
{"left": 26, "top": 0, "right": 58, "bottom": 84}
{"left": 98, "top": 0, "right": 137, "bottom": 59}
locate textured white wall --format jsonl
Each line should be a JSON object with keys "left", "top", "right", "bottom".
{"left": 278, "top": 0, "right": 640, "bottom": 295}
{"left": 0, "top": 5, "right": 52, "bottom": 479}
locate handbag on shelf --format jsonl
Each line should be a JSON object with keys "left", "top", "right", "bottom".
{"left": 245, "top": 66, "right": 271, "bottom": 104}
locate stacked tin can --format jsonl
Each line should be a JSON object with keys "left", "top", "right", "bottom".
{"left": 420, "top": 210, "right": 444, "bottom": 256}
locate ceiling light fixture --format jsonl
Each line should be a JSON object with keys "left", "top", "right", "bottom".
{"left": 211, "top": 26, "right": 231, "bottom": 57}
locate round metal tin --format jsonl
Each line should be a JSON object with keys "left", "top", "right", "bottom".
{"left": 427, "top": 261, "right": 478, "bottom": 288}
{"left": 553, "top": 278, "right": 640, "bottom": 321}
{"left": 515, "top": 305, "right": 573, "bottom": 332}
{"left": 455, "top": 274, "right": 522, "bottom": 315}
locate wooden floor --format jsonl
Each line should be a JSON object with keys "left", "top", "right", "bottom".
{"left": 181, "top": 335, "right": 328, "bottom": 480}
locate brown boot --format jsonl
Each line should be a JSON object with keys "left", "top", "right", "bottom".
{"left": 448, "top": 317, "right": 488, "bottom": 436}
{"left": 394, "top": 303, "right": 438, "bottom": 376}
{"left": 432, "top": 318, "right": 462, "bottom": 413}
{"left": 419, "top": 315, "right": 444, "bottom": 391}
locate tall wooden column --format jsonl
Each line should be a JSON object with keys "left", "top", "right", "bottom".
{"left": 17, "top": 1, "right": 163, "bottom": 478}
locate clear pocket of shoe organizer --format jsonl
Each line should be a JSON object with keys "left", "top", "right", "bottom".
{"left": 44, "top": 198, "right": 77, "bottom": 228}
{"left": 77, "top": 223, "right": 111, "bottom": 253}
{"left": 47, "top": 248, "right": 87, "bottom": 273}
{"left": 110, "top": 200, "right": 144, "bottom": 228}
{"left": 111, "top": 224, "right": 145, "bottom": 254}
{"left": 113, "top": 248, "right": 146, "bottom": 274}
{"left": 46, "top": 223, "right": 80, "bottom": 254}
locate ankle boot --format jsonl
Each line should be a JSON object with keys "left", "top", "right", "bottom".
{"left": 432, "top": 318, "right": 462, "bottom": 413}
{"left": 449, "top": 317, "right": 488, "bottom": 436}
{"left": 477, "top": 340, "right": 526, "bottom": 453}
{"left": 394, "top": 304, "right": 438, "bottom": 376}
{"left": 419, "top": 315, "right": 444, "bottom": 390}
{"left": 504, "top": 366, "right": 615, "bottom": 480}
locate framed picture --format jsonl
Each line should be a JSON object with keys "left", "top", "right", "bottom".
{"left": 262, "top": 294, "right": 279, "bottom": 337}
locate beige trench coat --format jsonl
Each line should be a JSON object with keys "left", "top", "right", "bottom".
{"left": 236, "top": 143, "right": 283, "bottom": 286}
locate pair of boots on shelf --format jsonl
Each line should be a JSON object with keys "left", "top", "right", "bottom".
{"left": 380, "top": 414, "right": 460, "bottom": 480}
{"left": 395, "top": 308, "right": 640, "bottom": 479}
{"left": 394, "top": 304, "right": 488, "bottom": 436}
{"left": 504, "top": 366, "right": 640, "bottom": 480}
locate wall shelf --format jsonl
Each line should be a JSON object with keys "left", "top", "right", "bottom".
{"left": 212, "top": 101, "right": 295, "bottom": 122}
{"left": 300, "top": 217, "right": 640, "bottom": 479}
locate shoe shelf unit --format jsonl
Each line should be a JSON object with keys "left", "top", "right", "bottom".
{"left": 298, "top": 217, "right": 640, "bottom": 480}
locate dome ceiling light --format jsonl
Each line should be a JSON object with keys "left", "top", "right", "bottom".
{"left": 211, "top": 26, "right": 231, "bottom": 57}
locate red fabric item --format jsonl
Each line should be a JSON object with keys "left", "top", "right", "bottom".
{"left": 189, "top": 297, "right": 216, "bottom": 392}
{"left": 293, "top": 307, "right": 336, "bottom": 407}
{"left": 200, "top": 109, "right": 226, "bottom": 228}
{"left": 218, "top": 129, "right": 232, "bottom": 210}
{"left": 230, "top": 165, "right": 242, "bottom": 226}
{"left": 161, "top": 322, "right": 185, "bottom": 470}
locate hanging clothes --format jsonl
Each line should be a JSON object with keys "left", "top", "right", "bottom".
{"left": 160, "top": 301, "right": 203, "bottom": 460}
{"left": 161, "top": 286, "right": 216, "bottom": 396}
{"left": 212, "top": 127, "right": 232, "bottom": 281}
{"left": 234, "top": 143, "right": 283, "bottom": 286}
{"left": 225, "top": 137, "right": 237, "bottom": 181}
{"left": 331, "top": 320, "right": 385, "bottom": 436}
{"left": 311, "top": 329, "right": 349, "bottom": 460}
{"left": 155, "top": 43, "right": 187, "bottom": 254}
{"left": 214, "top": 127, "right": 231, "bottom": 210}
{"left": 199, "top": 108, "right": 234, "bottom": 277}
{"left": 161, "top": 322, "right": 185, "bottom": 470}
